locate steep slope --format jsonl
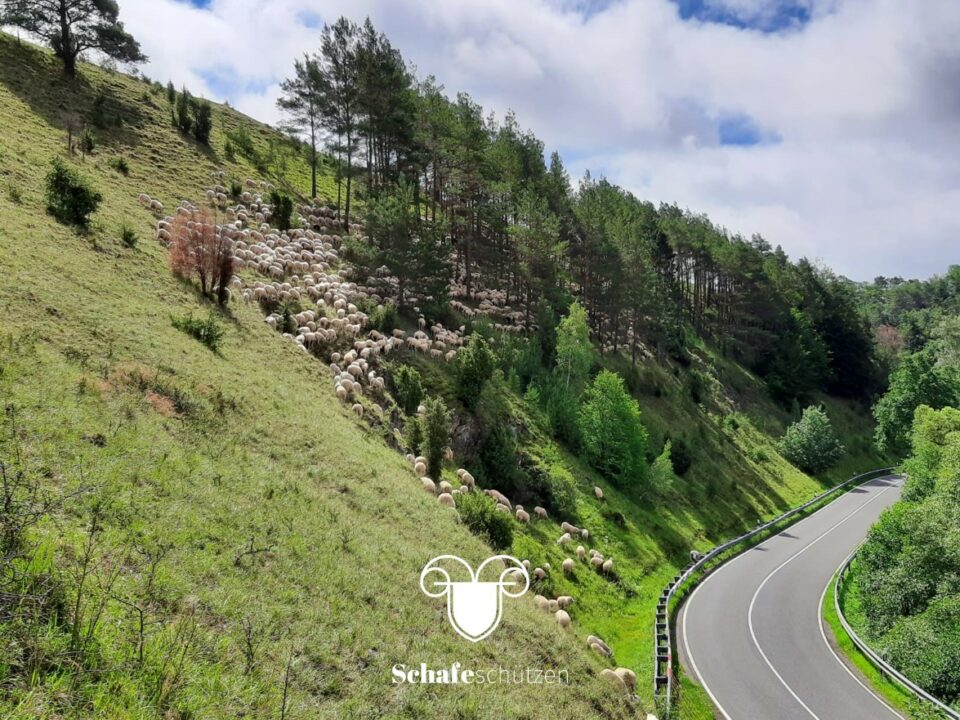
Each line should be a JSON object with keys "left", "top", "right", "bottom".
{"left": 0, "top": 33, "right": 892, "bottom": 720}
{"left": 0, "top": 36, "right": 636, "bottom": 719}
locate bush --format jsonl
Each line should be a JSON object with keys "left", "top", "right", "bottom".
{"left": 118, "top": 223, "right": 138, "bottom": 248}
{"left": 171, "top": 312, "right": 225, "bottom": 352}
{"left": 109, "top": 156, "right": 130, "bottom": 175}
{"left": 669, "top": 436, "right": 692, "bottom": 476}
{"left": 456, "top": 491, "right": 513, "bottom": 551}
{"left": 777, "top": 405, "right": 844, "bottom": 474}
{"left": 368, "top": 303, "right": 397, "bottom": 334}
{"left": 404, "top": 415, "right": 423, "bottom": 454}
{"left": 578, "top": 370, "right": 649, "bottom": 486}
{"left": 45, "top": 158, "right": 102, "bottom": 228}
{"left": 421, "top": 396, "right": 450, "bottom": 479}
{"left": 650, "top": 441, "right": 675, "bottom": 495}
{"left": 392, "top": 365, "right": 424, "bottom": 416}
{"left": 229, "top": 179, "right": 242, "bottom": 198}
{"left": 545, "top": 464, "right": 577, "bottom": 520}
{"left": 456, "top": 334, "right": 496, "bottom": 409}
{"left": 224, "top": 140, "right": 236, "bottom": 163}
{"left": 166, "top": 81, "right": 175, "bottom": 104}
{"left": 269, "top": 190, "right": 294, "bottom": 231}
{"left": 7, "top": 183, "right": 22, "bottom": 204}
{"left": 192, "top": 100, "right": 213, "bottom": 144}
{"left": 79, "top": 128, "right": 95, "bottom": 156}
{"left": 175, "top": 87, "right": 192, "bottom": 135}
{"left": 90, "top": 90, "right": 109, "bottom": 129}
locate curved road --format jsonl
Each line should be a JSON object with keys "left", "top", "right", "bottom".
{"left": 678, "top": 474, "right": 904, "bottom": 720}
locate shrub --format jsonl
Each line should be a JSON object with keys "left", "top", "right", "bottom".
{"left": 175, "top": 87, "right": 192, "bottom": 135}
{"left": 392, "top": 365, "right": 424, "bottom": 416}
{"left": 404, "top": 415, "right": 423, "bottom": 454}
{"left": 192, "top": 99, "right": 213, "bottom": 144}
{"left": 777, "top": 405, "right": 845, "bottom": 474}
{"left": 650, "top": 441, "right": 675, "bottom": 495}
{"left": 45, "top": 158, "right": 102, "bottom": 228}
{"left": 168, "top": 209, "right": 234, "bottom": 305}
{"left": 578, "top": 370, "right": 649, "bottom": 486}
{"left": 368, "top": 303, "right": 396, "bottom": 334}
{"left": 118, "top": 223, "right": 138, "bottom": 248}
{"left": 90, "top": 90, "right": 109, "bottom": 129}
{"left": 456, "top": 334, "right": 496, "bottom": 409}
{"left": 456, "top": 491, "right": 513, "bottom": 551}
{"left": 166, "top": 81, "right": 175, "bottom": 104}
{"left": 171, "top": 312, "right": 225, "bottom": 352}
{"left": 421, "top": 396, "right": 451, "bottom": 480}
{"left": 224, "top": 140, "right": 236, "bottom": 162}
{"left": 545, "top": 464, "right": 577, "bottom": 520}
{"left": 79, "top": 128, "right": 95, "bottom": 156}
{"left": 669, "top": 436, "right": 692, "bottom": 476}
{"left": 230, "top": 179, "right": 243, "bottom": 198}
{"left": 269, "top": 190, "right": 294, "bottom": 231}
{"left": 7, "top": 184, "right": 22, "bottom": 204}
{"left": 109, "top": 156, "right": 130, "bottom": 175}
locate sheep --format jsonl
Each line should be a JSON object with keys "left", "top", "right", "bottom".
{"left": 613, "top": 667, "right": 637, "bottom": 692}
{"left": 438, "top": 480, "right": 453, "bottom": 494}
{"left": 437, "top": 493, "right": 455, "bottom": 508}
{"left": 558, "top": 532, "right": 576, "bottom": 546}
{"left": 581, "top": 529, "right": 590, "bottom": 542}
{"left": 351, "top": 403, "right": 363, "bottom": 418}
{"left": 495, "top": 503, "right": 511, "bottom": 514}
{"left": 421, "top": 477, "right": 437, "bottom": 494}
{"left": 516, "top": 509, "right": 530, "bottom": 523}
{"left": 533, "top": 506, "right": 548, "bottom": 519}
{"left": 533, "top": 595, "right": 550, "bottom": 612}
{"left": 602, "top": 558, "right": 614, "bottom": 574}
{"left": 414, "top": 461, "right": 427, "bottom": 478}
{"left": 600, "top": 668, "right": 626, "bottom": 690}
{"left": 562, "top": 558, "right": 575, "bottom": 574}
{"left": 555, "top": 609, "right": 571, "bottom": 629}
{"left": 459, "top": 471, "right": 475, "bottom": 489}
{"left": 690, "top": 550, "right": 704, "bottom": 563}
{"left": 561, "top": 521, "right": 580, "bottom": 535}
{"left": 591, "top": 555, "right": 604, "bottom": 568}
{"left": 335, "top": 385, "right": 348, "bottom": 402}
{"left": 521, "top": 560, "right": 531, "bottom": 570}
{"left": 533, "top": 567, "right": 546, "bottom": 580}
{"left": 594, "top": 486, "right": 604, "bottom": 500}
{"left": 576, "top": 545, "right": 586, "bottom": 561}
{"left": 557, "top": 595, "right": 574, "bottom": 609}
{"left": 548, "top": 599, "right": 559, "bottom": 613}
{"left": 588, "top": 635, "right": 613, "bottom": 656}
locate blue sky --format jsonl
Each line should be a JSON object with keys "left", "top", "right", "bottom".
{"left": 118, "top": 0, "right": 960, "bottom": 280}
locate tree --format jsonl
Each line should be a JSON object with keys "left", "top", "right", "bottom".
{"left": 4, "top": 0, "right": 145, "bottom": 77}
{"left": 555, "top": 302, "right": 594, "bottom": 390}
{"left": 873, "top": 350, "right": 958, "bottom": 452}
{"left": 192, "top": 99, "right": 212, "bottom": 145}
{"left": 420, "top": 396, "right": 450, "bottom": 480}
{"left": 168, "top": 209, "right": 234, "bottom": 305}
{"left": 455, "top": 334, "right": 495, "bottom": 410}
{"left": 277, "top": 54, "right": 323, "bottom": 199}
{"left": 269, "top": 191, "right": 293, "bottom": 232}
{"left": 45, "top": 157, "right": 101, "bottom": 227}
{"left": 174, "top": 86, "right": 191, "bottom": 135}
{"left": 777, "top": 405, "right": 845, "bottom": 474}
{"left": 391, "top": 365, "right": 423, "bottom": 416}
{"left": 578, "top": 370, "right": 648, "bottom": 486}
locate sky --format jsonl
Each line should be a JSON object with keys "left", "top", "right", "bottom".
{"left": 112, "top": 0, "right": 960, "bottom": 281}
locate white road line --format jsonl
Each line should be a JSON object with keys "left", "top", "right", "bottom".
{"left": 681, "top": 476, "right": 896, "bottom": 720}
{"left": 817, "top": 549, "right": 905, "bottom": 720}
{"left": 746, "top": 481, "right": 898, "bottom": 720}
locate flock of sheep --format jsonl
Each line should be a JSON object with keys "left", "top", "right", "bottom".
{"left": 149, "top": 174, "right": 645, "bottom": 705}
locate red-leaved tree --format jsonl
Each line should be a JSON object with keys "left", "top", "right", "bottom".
{"left": 168, "top": 210, "right": 234, "bottom": 305}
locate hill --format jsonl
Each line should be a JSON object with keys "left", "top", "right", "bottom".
{"left": 0, "top": 31, "right": 891, "bottom": 720}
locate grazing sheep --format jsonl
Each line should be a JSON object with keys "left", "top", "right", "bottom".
{"left": 437, "top": 493, "right": 455, "bottom": 508}
{"left": 690, "top": 550, "right": 704, "bottom": 563}
{"left": 495, "top": 503, "right": 511, "bottom": 514}
{"left": 591, "top": 555, "right": 604, "bottom": 568}
{"left": 562, "top": 558, "right": 575, "bottom": 574}
{"left": 600, "top": 668, "right": 626, "bottom": 690}
{"left": 533, "top": 567, "right": 546, "bottom": 580}
{"left": 351, "top": 403, "right": 363, "bottom": 418}
{"left": 557, "top": 595, "right": 574, "bottom": 609}
{"left": 534, "top": 506, "right": 548, "bottom": 519}
{"left": 581, "top": 529, "right": 590, "bottom": 542}
{"left": 414, "top": 461, "right": 427, "bottom": 478}
{"left": 548, "top": 599, "right": 559, "bottom": 613}
{"left": 534, "top": 595, "right": 550, "bottom": 612}
{"left": 614, "top": 667, "right": 637, "bottom": 692}
{"left": 421, "top": 477, "right": 437, "bottom": 494}
{"left": 594, "top": 486, "right": 604, "bottom": 500}
{"left": 438, "top": 480, "right": 453, "bottom": 494}
{"left": 602, "top": 558, "right": 614, "bottom": 574}
{"left": 460, "top": 471, "right": 475, "bottom": 488}
{"left": 521, "top": 560, "right": 531, "bottom": 570}
{"left": 576, "top": 545, "right": 586, "bottom": 561}
{"left": 555, "top": 609, "right": 571, "bottom": 628}
{"left": 561, "top": 521, "right": 580, "bottom": 535}
{"left": 335, "top": 385, "right": 348, "bottom": 402}
{"left": 557, "top": 533, "right": 572, "bottom": 545}
{"left": 515, "top": 509, "right": 530, "bottom": 523}
{"left": 588, "top": 635, "right": 613, "bottom": 657}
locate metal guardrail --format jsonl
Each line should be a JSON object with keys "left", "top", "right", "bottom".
{"left": 835, "top": 552, "right": 960, "bottom": 720}
{"left": 653, "top": 466, "right": 894, "bottom": 718}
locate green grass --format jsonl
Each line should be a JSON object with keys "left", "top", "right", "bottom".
{"left": 0, "top": 31, "right": 896, "bottom": 720}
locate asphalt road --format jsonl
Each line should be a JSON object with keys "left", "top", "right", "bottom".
{"left": 678, "top": 475, "right": 905, "bottom": 720}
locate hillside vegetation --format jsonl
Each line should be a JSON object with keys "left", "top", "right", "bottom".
{"left": 0, "top": 28, "right": 897, "bottom": 720}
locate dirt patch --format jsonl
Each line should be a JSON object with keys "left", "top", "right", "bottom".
{"left": 146, "top": 391, "right": 178, "bottom": 417}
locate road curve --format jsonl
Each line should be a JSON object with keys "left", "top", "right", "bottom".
{"left": 677, "top": 474, "right": 904, "bottom": 720}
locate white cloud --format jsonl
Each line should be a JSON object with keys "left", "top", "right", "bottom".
{"left": 117, "top": 0, "right": 960, "bottom": 280}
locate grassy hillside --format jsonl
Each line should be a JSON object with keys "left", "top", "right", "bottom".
{"left": 0, "top": 33, "right": 891, "bottom": 719}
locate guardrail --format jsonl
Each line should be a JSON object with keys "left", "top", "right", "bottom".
{"left": 835, "top": 552, "right": 960, "bottom": 720}
{"left": 653, "top": 466, "right": 894, "bottom": 718}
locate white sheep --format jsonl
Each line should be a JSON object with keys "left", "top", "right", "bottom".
{"left": 557, "top": 595, "right": 574, "bottom": 609}
{"left": 581, "top": 529, "right": 590, "bottom": 541}
{"left": 534, "top": 506, "right": 548, "bottom": 519}
{"left": 438, "top": 480, "right": 453, "bottom": 494}
{"left": 557, "top": 533, "right": 572, "bottom": 545}
{"left": 516, "top": 509, "right": 530, "bottom": 523}
{"left": 437, "top": 493, "right": 455, "bottom": 508}
{"left": 533, "top": 595, "right": 550, "bottom": 612}
{"left": 614, "top": 667, "right": 637, "bottom": 692}
{"left": 555, "top": 609, "right": 571, "bottom": 629}
{"left": 576, "top": 545, "right": 586, "bottom": 561}
{"left": 421, "top": 477, "right": 437, "bottom": 494}
{"left": 602, "top": 558, "right": 614, "bottom": 574}
{"left": 533, "top": 567, "right": 546, "bottom": 580}
{"left": 351, "top": 403, "right": 363, "bottom": 418}
{"left": 588, "top": 635, "right": 613, "bottom": 656}
{"left": 561, "top": 521, "right": 580, "bottom": 535}
{"left": 600, "top": 668, "right": 626, "bottom": 691}
{"left": 562, "top": 558, "right": 575, "bottom": 574}
{"left": 594, "top": 486, "right": 604, "bottom": 500}
{"left": 414, "top": 461, "right": 427, "bottom": 478}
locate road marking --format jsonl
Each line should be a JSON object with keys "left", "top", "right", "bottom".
{"left": 746, "top": 481, "right": 898, "bottom": 720}
{"left": 817, "top": 550, "right": 905, "bottom": 720}
{"left": 681, "top": 476, "right": 897, "bottom": 720}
